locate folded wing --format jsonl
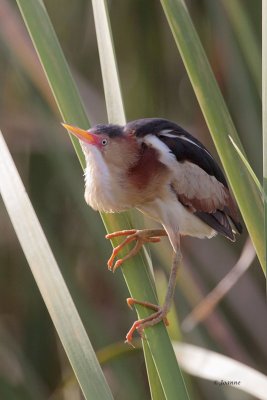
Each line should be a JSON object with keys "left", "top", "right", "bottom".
{"left": 157, "top": 128, "right": 242, "bottom": 240}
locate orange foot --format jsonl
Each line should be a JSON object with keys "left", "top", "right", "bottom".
{"left": 125, "top": 297, "right": 169, "bottom": 345}
{"left": 105, "top": 229, "right": 166, "bottom": 272}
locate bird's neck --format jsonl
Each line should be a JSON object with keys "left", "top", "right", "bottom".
{"left": 83, "top": 147, "right": 131, "bottom": 212}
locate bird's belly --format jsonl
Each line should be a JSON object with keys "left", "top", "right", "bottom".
{"left": 137, "top": 197, "right": 216, "bottom": 239}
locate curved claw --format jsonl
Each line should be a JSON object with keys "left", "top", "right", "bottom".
{"left": 124, "top": 338, "right": 136, "bottom": 348}
{"left": 125, "top": 319, "right": 144, "bottom": 344}
{"left": 112, "top": 259, "right": 124, "bottom": 273}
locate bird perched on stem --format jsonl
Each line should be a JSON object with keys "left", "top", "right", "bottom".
{"left": 62, "top": 118, "right": 242, "bottom": 344}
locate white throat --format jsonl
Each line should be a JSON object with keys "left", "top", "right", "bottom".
{"left": 83, "top": 146, "right": 124, "bottom": 212}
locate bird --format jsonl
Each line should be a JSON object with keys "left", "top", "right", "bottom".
{"left": 62, "top": 118, "right": 242, "bottom": 344}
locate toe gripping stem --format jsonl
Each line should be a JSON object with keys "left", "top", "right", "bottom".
{"left": 125, "top": 297, "right": 169, "bottom": 344}
{"left": 105, "top": 229, "right": 165, "bottom": 272}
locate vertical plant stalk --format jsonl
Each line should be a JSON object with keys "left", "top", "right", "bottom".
{"left": 160, "top": 0, "right": 264, "bottom": 271}
{"left": 91, "top": 0, "right": 125, "bottom": 125}
{"left": 16, "top": 0, "right": 190, "bottom": 398}
{"left": 0, "top": 131, "right": 114, "bottom": 400}
{"left": 92, "top": 1, "right": 189, "bottom": 398}
{"left": 221, "top": 0, "right": 261, "bottom": 96}
{"left": 91, "top": 1, "right": 164, "bottom": 398}
{"left": 263, "top": 1, "right": 267, "bottom": 270}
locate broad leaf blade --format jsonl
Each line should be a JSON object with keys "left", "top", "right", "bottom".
{"left": 221, "top": 0, "right": 261, "bottom": 96}
{"left": 16, "top": 0, "right": 190, "bottom": 398}
{"left": 0, "top": 131, "right": 114, "bottom": 400}
{"left": 229, "top": 135, "right": 263, "bottom": 198}
{"left": 91, "top": 1, "right": 189, "bottom": 398}
{"left": 160, "top": 0, "right": 265, "bottom": 271}
{"left": 174, "top": 342, "right": 267, "bottom": 400}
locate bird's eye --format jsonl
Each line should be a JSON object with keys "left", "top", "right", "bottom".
{"left": 101, "top": 138, "right": 108, "bottom": 146}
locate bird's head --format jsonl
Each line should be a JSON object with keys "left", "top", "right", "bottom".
{"left": 61, "top": 119, "right": 172, "bottom": 212}
{"left": 62, "top": 122, "right": 140, "bottom": 170}
{"left": 62, "top": 118, "right": 179, "bottom": 159}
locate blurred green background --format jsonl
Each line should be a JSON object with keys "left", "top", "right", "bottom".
{"left": 0, "top": 0, "right": 265, "bottom": 399}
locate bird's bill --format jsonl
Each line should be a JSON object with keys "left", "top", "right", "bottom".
{"left": 61, "top": 123, "right": 98, "bottom": 144}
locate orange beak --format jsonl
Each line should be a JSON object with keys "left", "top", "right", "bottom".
{"left": 61, "top": 123, "right": 98, "bottom": 144}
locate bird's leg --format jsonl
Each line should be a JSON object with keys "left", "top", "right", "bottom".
{"left": 127, "top": 298, "right": 169, "bottom": 326}
{"left": 106, "top": 227, "right": 181, "bottom": 344}
{"left": 125, "top": 245, "right": 182, "bottom": 344}
{"left": 105, "top": 229, "right": 167, "bottom": 272}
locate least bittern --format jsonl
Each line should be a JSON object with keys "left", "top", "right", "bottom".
{"left": 62, "top": 118, "right": 242, "bottom": 344}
